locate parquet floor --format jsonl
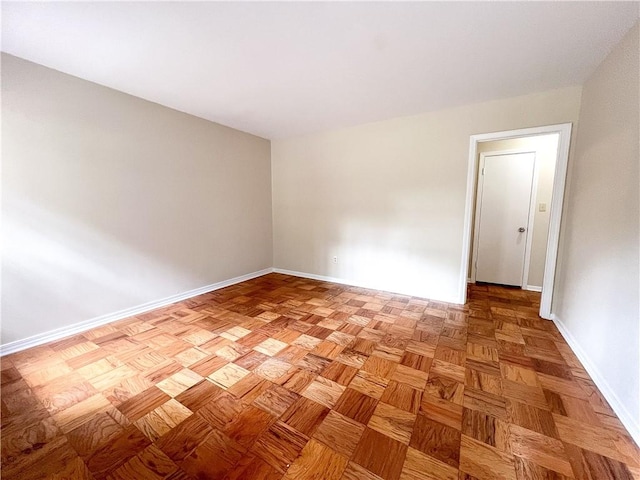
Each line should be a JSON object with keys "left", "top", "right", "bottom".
{"left": 1, "top": 273, "right": 638, "bottom": 480}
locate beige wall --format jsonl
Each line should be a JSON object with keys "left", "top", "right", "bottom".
{"left": 474, "top": 134, "right": 559, "bottom": 287}
{"left": 272, "top": 86, "right": 582, "bottom": 302}
{"left": 554, "top": 23, "right": 639, "bottom": 440}
{"left": 1, "top": 54, "right": 273, "bottom": 345}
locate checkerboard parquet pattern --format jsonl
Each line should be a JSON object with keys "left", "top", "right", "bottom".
{"left": 1, "top": 273, "right": 638, "bottom": 479}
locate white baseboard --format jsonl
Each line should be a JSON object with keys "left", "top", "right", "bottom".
{"left": 274, "top": 268, "right": 365, "bottom": 289}
{"left": 272, "top": 268, "right": 458, "bottom": 303}
{"left": 551, "top": 313, "right": 640, "bottom": 447}
{"left": 524, "top": 285, "right": 543, "bottom": 292}
{"left": 0, "top": 268, "right": 274, "bottom": 357}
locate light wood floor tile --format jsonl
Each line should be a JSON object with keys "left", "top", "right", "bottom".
{"left": 420, "top": 394, "right": 464, "bottom": 431}
{"left": 254, "top": 338, "right": 288, "bottom": 356}
{"left": 349, "top": 370, "right": 390, "bottom": 399}
{"left": 431, "top": 359, "right": 466, "bottom": 383}
{"left": 292, "top": 334, "right": 323, "bottom": 350}
{"left": 336, "top": 349, "right": 368, "bottom": 368}
{"left": 208, "top": 363, "right": 250, "bottom": 389}
{"left": 553, "top": 413, "right": 639, "bottom": 467}
{"left": 52, "top": 393, "right": 112, "bottom": 434}
{"left": 425, "top": 375, "right": 465, "bottom": 404}
{"left": 313, "top": 410, "right": 365, "bottom": 457}
{"left": 391, "top": 364, "right": 429, "bottom": 390}
{"left": 400, "top": 446, "right": 458, "bottom": 480}
{"left": 508, "top": 423, "right": 573, "bottom": 477}
{"left": 254, "top": 358, "right": 295, "bottom": 383}
{"left": 156, "top": 368, "right": 203, "bottom": 398}
{"left": 302, "top": 376, "right": 346, "bottom": 408}
{"left": 459, "top": 434, "right": 517, "bottom": 480}
{"left": 368, "top": 401, "right": 417, "bottom": 445}
{"left": 362, "top": 355, "right": 398, "bottom": 379}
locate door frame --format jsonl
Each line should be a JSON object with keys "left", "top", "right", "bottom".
{"left": 470, "top": 150, "right": 538, "bottom": 289}
{"left": 459, "top": 123, "right": 573, "bottom": 319}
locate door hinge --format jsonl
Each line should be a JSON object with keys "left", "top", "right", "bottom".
{"left": 481, "top": 167, "right": 485, "bottom": 175}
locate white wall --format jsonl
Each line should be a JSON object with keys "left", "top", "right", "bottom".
{"left": 1, "top": 54, "right": 273, "bottom": 345}
{"left": 554, "top": 22, "right": 639, "bottom": 442}
{"left": 272, "top": 87, "right": 582, "bottom": 302}
{"left": 475, "top": 134, "right": 559, "bottom": 288}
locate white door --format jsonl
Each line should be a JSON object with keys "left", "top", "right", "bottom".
{"left": 475, "top": 153, "right": 535, "bottom": 286}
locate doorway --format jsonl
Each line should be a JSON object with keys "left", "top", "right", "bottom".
{"left": 460, "top": 123, "right": 571, "bottom": 319}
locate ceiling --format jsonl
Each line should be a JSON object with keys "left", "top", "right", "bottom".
{"left": 2, "top": 2, "right": 638, "bottom": 139}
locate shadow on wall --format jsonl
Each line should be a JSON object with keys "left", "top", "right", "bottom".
{"left": 309, "top": 191, "right": 463, "bottom": 303}
{"left": 1, "top": 197, "right": 197, "bottom": 344}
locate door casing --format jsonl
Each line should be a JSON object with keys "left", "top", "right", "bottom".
{"left": 459, "top": 123, "right": 573, "bottom": 320}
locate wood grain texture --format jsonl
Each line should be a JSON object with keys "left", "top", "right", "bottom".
{"left": 368, "top": 401, "right": 417, "bottom": 445}
{"left": 352, "top": 427, "right": 408, "bottom": 480}
{"left": 251, "top": 421, "right": 308, "bottom": 473}
{"left": 2, "top": 276, "right": 638, "bottom": 479}
{"left": 380, "top": 380, "right": 422, "bottom": 414}
{"left": 283, "top": 439, "right": 348, "bottom": 480}
{"left": 341, "top": 461, "right": 385, "bottom": 480}
{"left": 420, "top": 393, "right": 464, "bottom": 431}
{"left": 254, "top": 384, "right": 300, "bottom": 417}
{"left": 312, "top": 410, "right": 365, "bottom": 457}
{"left": 461, "top": 408, "right": 510, "bottom": 452}
{"left": 391, "top": 364, "right": 429, "bottom": 390}
{"left": 349, "top": 370, "right": 390, "bottom": 399}
{"left": 508, "top": 423, "right": 574, "bottom": 477}
{"left": 334, "top": 387, "right": 379, "bottom": 424}
{"left": 410, "top": 413, "right": 461, "bottom": 467}
{"left": 400, "top": 446, "right": 458, "bottom": 480}
{"left": 179, "top": 428, "right": 245, "bottom": 480}
{"left": 301, "top": 376, "right": 346, "bottom": 408}
{"left": 321, "top": 360, "right": 358, "bottom": 386}
{"left": 280, "top": 397, "right": 330, "bottom": 437}
{"left": 459, "top": 434, "right": 517, "bottom": 480}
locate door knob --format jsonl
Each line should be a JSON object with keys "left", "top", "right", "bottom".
{"left": 518, "top": 227, "right": 526, "bottom": 232}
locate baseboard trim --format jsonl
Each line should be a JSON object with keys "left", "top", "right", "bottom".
{"left": 551, "top": 313, "right": 640, "bottom": 447}
{"left": 524, "top": 285, "right": 543, "bottom": 292}
{"left": 274, "top": 268, "right": 364, "bottom": 289}
{"left": 0, "top": 268, "right": 274, "bottom": 357}
{"left": 272, "top": 268, "right": 458, "bottom": 303}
